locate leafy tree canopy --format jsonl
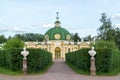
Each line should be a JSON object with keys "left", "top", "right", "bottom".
{"left": 97, "top": 13, "right": 120, "bottom": 50}
{"left": 98, "top": 13, "right": 115, "bottom": 41}
{"left": 91, "top": 40, "right": 119, "bottom": 51}
{"left": 71, "top": 33, "right": 81, "bottom": 42}
{"left": 14, "top": 33, "right": 44, "bottom": 41}
{"left": 0, "top": 35, "right": 7, "bottom": 44}
{"left": 3, "top": 38, "right": 24, "bottom": 49}
{"left": 83, "top": 35, "right": 92, "bottom": 42}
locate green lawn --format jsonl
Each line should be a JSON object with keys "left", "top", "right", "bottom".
{"left": 0, "top": 62, "right": 53, "bottom": 75}
{"left": 0, "top": 67, "right": 22, "bottom": 75}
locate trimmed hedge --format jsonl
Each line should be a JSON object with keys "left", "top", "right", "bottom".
{"left": 95, "top": 48, "right": 112, "bottom": 73}
{"left": 27, "top": 49, "right": 52, "bottom": 73}
{"left": 66, "top": 48, "right": 90, "bottom": 72}
{"left": 0, "top": 48, "right": 52, "bottom": 73}
{"left": 0, "top": 49, "right": 23, "bottom": 71}
{"left": 111, "top": 50, "right": 120, "bottom": 69}
{"left": 66, "top": 48, "right": 120, "bottom": 73}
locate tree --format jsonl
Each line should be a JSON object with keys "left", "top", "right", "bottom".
{"left": 72, "top": 33, "right": 81, "bottom": 42}
{"left": 83, "top": 35, "right": 92, "bottom": 42}
{"left": 14, "top": 34, "right": 25, "bottom": 41}
{"left": 114, "top": 28, "right": 120, "bottom": 50}
{"left": 3, "top": 38, "right": 24, "bottom": 49}
{"left": 14, "top": 33, "right": 44, "bottom": 41}
{"left": 91, "top": 40, "right": 119, "bottom": 51}
{"left": 98, "top": 13, "right": 115, "bottom": 41}
{"left": 0, "top": 35, "right": 7, "bottom": 44}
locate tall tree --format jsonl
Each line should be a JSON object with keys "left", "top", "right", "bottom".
{"left": 83, "top": 35, "right": 92, "bottom": 42}
{"left": 98, "top": 13, "right": 115, "bottom": 41}
{"left": 0, "top": 35, "right": 7, "bottom": 44}
{"left": 72, "top": 33, "right": 81, "bottom": 42}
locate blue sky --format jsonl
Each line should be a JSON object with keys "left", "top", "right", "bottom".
{"left": 0, "top": 0, "right": 120, "bottom": 38}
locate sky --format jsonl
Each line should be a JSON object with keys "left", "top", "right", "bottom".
{"left": 0, "top": 0, "right": 120, "bottom": 38}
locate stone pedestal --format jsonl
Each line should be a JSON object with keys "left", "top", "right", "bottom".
{"left": 90, "top": 58, "right": 96, "bottom": 76}
{"left": 22, "top": 59, "right": 27, "bottom": 74}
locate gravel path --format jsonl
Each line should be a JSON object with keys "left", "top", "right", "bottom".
{"left": 0, "top": 60, "right": 120, "bottom": 80}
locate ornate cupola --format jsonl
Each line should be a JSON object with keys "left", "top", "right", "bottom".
{"left": 44, "top": 12, "right": 72, "bottom": 41}
{"left": 54, "top": 12, "right": 61, "bottom": 27}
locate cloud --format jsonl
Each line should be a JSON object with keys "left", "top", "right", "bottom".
{"left": 114, "top": 24, "right": 120, "bottom": 28}
{"left": 69, "top": 28, "right": 97, "bottom": 37}
{"left": 0, "top": 28, "right": 8, "bottom": 33}
{"left": 0, "top": 27, "right": 25, "bottom": 34}
{"left": 42, "top": 24, "right": 53, "bottom": 28}
{"left": 111, "top": 13, "right": 120, "bottom": 20}
{"left": 11, "top": 27, "right": 25, "bottom": 33}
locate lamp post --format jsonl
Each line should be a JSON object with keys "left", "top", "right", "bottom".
{"left": 88, "top": 47, "right": 96, "bottom": 76}
{"left": 21, "top": 47, "right": 29, "bottom": 74}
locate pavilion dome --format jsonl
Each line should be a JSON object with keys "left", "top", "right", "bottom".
{"left": 44, "top": 21, "right": 72, "bottom": 41}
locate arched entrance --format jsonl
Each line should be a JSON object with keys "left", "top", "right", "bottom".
{"left": 55, "top": 47, "right": 61, "bottom": 59}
